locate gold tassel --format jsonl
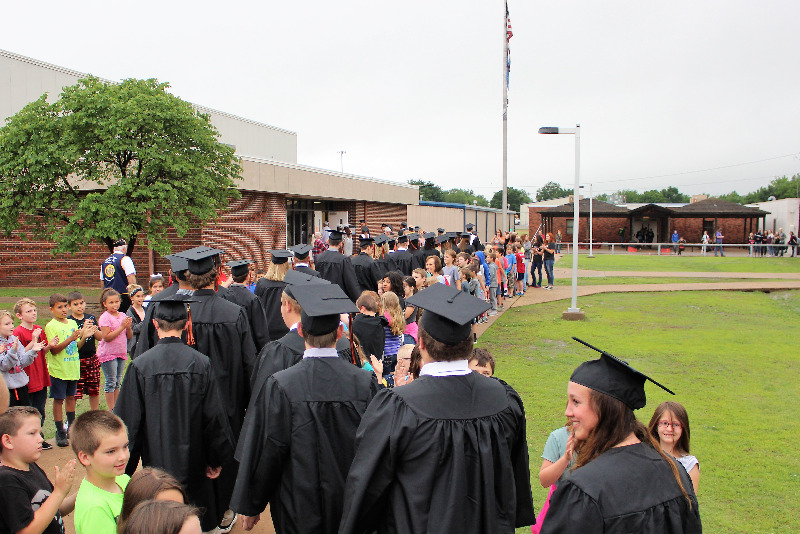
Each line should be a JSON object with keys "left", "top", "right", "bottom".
{"left": 186, "top": 305, "right": 196, "bottom": 346}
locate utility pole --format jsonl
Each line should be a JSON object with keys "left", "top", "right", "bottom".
{"left": 338, "top": 150, "right": 346, "bottom": 173}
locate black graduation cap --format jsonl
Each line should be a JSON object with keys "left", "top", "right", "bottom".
{"left": 290, "top": 284, "right": 358, "bottom": 336}
{"left": 406, "top": 233, "right": 420, "bottom": 241}
{"left": 175, "top": 247, "right": 224, "bottom": 275}
{"left": 406, "top": 283, "right": 490, "bottom": 345}
{"left": 466, "top": 223, "right": 475, "bottom": 231}
{"left": 329, "top": 229, "right": 343, "bottom": 241}
{"left": 569, "top": 337, "right": 675, "bottom": 410}
{"left": 165, "top": 254, "right": 190, "bottom": 276}
{"left": 373, "top": 234, "right": 388, "bottom": 246}
{"left": 153, "top": 295, "right": 197, "bottom": 322}
{"left": 401, "top": 221, "right": 408, "bottom": 228}
{"left": 361, "top": 226, "right": 370, "bottom": 234}
{"left": 283, "top": 269, "right": 331, "bottom": 300}
{"left": 447, "top": 232, "right": 458, "bottom": 240}
{"left": 423, "top": 232, "right": 436, "bottom": 241}
{"left": 387, "top": 236, "right": 397, "bottom": 247}
{"left": 397, "top": 234, "right": 408, "bottom": 243}
{"left": 269, "top": 250, "right": 293, "bottom": 265}
{"left": 359, "top": 236, "right": 374, "bottom": 246}
{"left": 455, "top": 231, "right": 464, "bottom": 238}
{"left": 228, "top": 259, "right": 253, "bottom": 277}
{"left": 289, "top": 244, "right": 313, "bottom": 259}
{"left": 380, "top": 223, "right": 387, "bottom": 228}
{"left": 437, "top": 228, "right": 445, "bottom": 234}
{"left": 414, "top": 226, "right": 420, "bottom": 231}
{"left": 436, "top": 235, "right": 449, "bottom": 244}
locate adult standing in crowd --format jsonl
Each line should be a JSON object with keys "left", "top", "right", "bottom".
{"left": 342, "top": 225, "right": 354, "bottom": 256}
{"left": 101, "top": 238, "right": 137, "bottom": 313}
{"left": 714, "top": 228, "right": 725, "bottom": 257}
{"left": 542, "top": 233, "right": 556, "bottom": 290}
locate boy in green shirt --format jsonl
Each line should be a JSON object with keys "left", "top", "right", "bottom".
{"left": 71, "top": 410, "right": 130, "bottom": 534}
{"left": 44, "top": 294, "right": 96, "bottom": 447}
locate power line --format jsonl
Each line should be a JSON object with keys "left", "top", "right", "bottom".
{"left": 592, "top": 152, "right": 799, "bottom": 185}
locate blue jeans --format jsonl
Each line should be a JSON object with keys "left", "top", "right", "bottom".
{"left": 100, "top": 357, "right": 126, "bottom": 393}
{"left": 714, "top": 242, "right": 724, "bottom": 256}
{"left": 532, "top": 260, "right": 543, "bottom": 287}
{"left": 544, "top": 259, "right": 555, "bottom": 286}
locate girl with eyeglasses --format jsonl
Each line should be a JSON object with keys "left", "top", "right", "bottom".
{"left": 648, "top": 401, "right": 700, "bottom": 492}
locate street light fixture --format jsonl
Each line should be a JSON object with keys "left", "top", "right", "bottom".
{"left": 538, "top": 124, "right": 584, "bottom": 320}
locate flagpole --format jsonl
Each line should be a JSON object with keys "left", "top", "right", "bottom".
{"left": 501, "top": 1, "right": 509, "bottom": 233}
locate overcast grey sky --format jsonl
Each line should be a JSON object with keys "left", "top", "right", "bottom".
{"left": 4, "top": 1, "right": 799, "bottom": 198}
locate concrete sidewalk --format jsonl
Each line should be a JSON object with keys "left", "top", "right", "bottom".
{"left": 555, "top": 268, "right": 800, "bottom": 279}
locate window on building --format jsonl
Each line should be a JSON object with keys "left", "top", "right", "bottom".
{"left": 566, "top": 219, "right": 574, "bottom": 235}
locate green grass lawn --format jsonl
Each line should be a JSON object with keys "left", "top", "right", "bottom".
{"left": 483, "top": 290, "right": 800, "bottom": 534}
{"left": 559, "top": 253, "right": 799, "bottom": 273}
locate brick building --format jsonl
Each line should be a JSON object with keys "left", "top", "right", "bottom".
{"left": 530, "top": 198, "right": 769, "bottom": 245}
{"left": 0, "top": 48, "right": 417, "bottom": 287}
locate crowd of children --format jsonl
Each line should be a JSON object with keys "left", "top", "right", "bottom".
{"left": 0, "top": 226, "right": 702, "bottom": 534}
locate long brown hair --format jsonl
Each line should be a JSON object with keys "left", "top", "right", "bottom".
{"left": 121, "top": 500, "right": 199, "bottom": 534}
{"left": 573, "top": 389, "right": 692, "bottom": 507}
{"left": 648, "top": 401, "right": 692, "bottom": 456}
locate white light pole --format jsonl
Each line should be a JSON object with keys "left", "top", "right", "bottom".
{"left": 338, "top": 150, "right": 346, "bottom": 173}
{"left": 588, "top": 182, "right": 594, "bottom": 258}
{"left": 539, "top": 124, "right": 584, "bottom": 319}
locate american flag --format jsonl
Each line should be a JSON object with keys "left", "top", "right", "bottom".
{"left": 506, "top": 2, "right": 513, "bottom": 90}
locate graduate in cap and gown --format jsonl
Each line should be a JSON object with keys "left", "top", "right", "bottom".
{"left": 219, "top": 259, "right": 271, "bottom": 352}
{"left": 350, "top": 236, "right": 379, "bottom": 294}
{"left": 407, "top": 232, "right": 426, "bottom": 269}
{"left": 539, "top": 339, "right": 701, "bottom": 534}
{"left": 175, "top": 246, "right": 259, "bottom": 531}
{"left": 338, "top": 283, "right": 535, "bottom": 534}
{"left": 255, "top": 250, "right": 294, "bottom": 341}
{"left": 133, "top": 253, "right": 193, "bottom": 358}
{"left": 314, "top": 229, "right": 362, "bottom": 301}
{"left": 114, "top": 296, "right": 236, "bottom": 532}
{"left": 387, "top": 234, "right": 414, "bottom": 275}
{"left": 289, "top": 244, "right": 321, "bottom": 277}
{"left": 248, "top": 270, "right": 354, "bottom": 393}
{"left": 231, "top": 284, "right": 380, "bottom": 534}
{"left": 420, "top": 231, "right": 442, "bottom": 266}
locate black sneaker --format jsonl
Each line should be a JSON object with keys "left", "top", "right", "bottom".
{"left": 55, "top": 429, "right": 69, "bottom": 447}
{"left": 41, "top": 440, "right": 53, "bottom": 451}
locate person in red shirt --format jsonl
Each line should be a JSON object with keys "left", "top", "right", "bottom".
{"left": 12, "top": 298, "right": 53, "bottom": 450}
{"left": 514, "top": 244, "right": 526, "bottom": 296}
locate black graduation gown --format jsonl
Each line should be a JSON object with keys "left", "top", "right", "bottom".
{"left": 114, "top": 338, "right": 236, "bottom": 531}
{"left": 255, "top": 279, "right": 289, "bottom": 341}
{"left": 219, "top": 284, "right": 271, "bottom": 352}
{"left": 421, "top": 247, "right": 441, "bottom": 266}
{"left": 350, "top": 253, "right": 378, "bottom": 294}
{"left": 231, "top": 357, "right": 380, "bottom": 534}
{"left": 188, "top": 289, "right": 257, "bottom": 438}
{"left": 372, "top": 257, "right": 390, "bottom": 283}
{"left": 351, "top": 314, "right": 387, "bottom": 360}
{"left": 294, "top": 265, "right": 321, "bottom": 277}
{"left": 540, "top": 443, "right": 702, "bottom": 534}
{"left": 338, "top": 372, "right": 535, "bottom": 534}
{"left": 315, "top": 249, "right": 361, "bottom": 301}
{"left": 386, "top": 250, "right": 413, "bottom": 276}
{"left": 411, "top": 248, "right": 427, "bottom": 269}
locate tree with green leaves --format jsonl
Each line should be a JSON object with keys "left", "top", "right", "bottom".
{"left": 490, "top": 187, "right": 532, "bottom": 213}
{"left": 408, "top": 180, "right": 444, "bottom": 202}
{"left": 442, "top": 188, "right": 490, "bottom": 206}
{"left": 0, "top": 76, "right": 241, "bottom": 255}
{"left": 535, "top": 181, "right": 571, "bottom": 201}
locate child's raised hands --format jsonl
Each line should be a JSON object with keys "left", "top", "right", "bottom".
{"left": 53, "top": 459, "right": 77, "bottom": 496}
